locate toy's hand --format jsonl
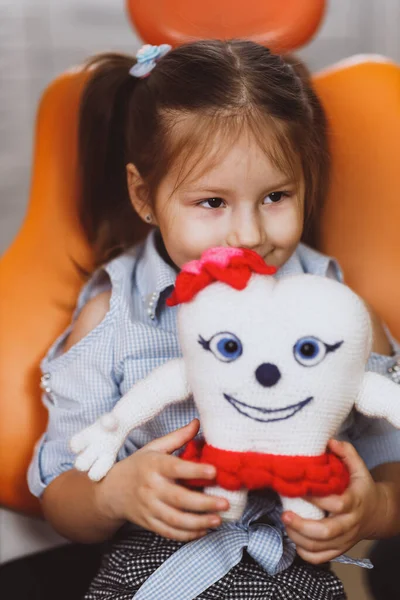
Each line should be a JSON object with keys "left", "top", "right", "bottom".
{"left": 281, "top": 439, "right": 382, "bottom": 564}
{"left": 70, "top": 413, "right": 125, "bottom": 481}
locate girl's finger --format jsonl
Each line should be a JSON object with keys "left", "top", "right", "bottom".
{"left": 146, "top": 516, "right": 208, "bottom": 542}
{"left": 159, "top": 454, "right": 217, "bottom": 481}
{"left": 305, "top": 490, "right": 354, "bottom": 514}
{"left": 282, "top": 511, "right": 353, "bottom": 541}
{"left": 146, "top": 419, "right": 200, "bottom": 454}
{"left": 285, "top": 523, "right": 358, "bottom": 554}
{"left": 296, "top": 545, "right": 343, "bottom": 565}
{"left": 160, "top": 480, "right": 229, "bottom": 513}
{"left": 152, "top": 498, "right": 221, "bottom": 532}
{"left": 328, "top": 439, "right": 367, "bottom": 478}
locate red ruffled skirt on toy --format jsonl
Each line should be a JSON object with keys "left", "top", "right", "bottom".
{"left": 180, "top": 439, "right": 349, "bottom": 497}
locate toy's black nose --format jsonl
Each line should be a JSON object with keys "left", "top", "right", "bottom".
{"left": 255, "top": 363, "right": 281, "bottom": 387}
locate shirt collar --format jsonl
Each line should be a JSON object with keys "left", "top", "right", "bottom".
{"left": 274, "top": 244, "right": 338, "bottom": 279}
{"left": 136, "top": 229, "right": 177, "bottom": 319}
{"left": 136, "top": 238, "right": 309, "bottom": 321}
{"left": 274, "top": 247, "right": 304, "bottom": 278}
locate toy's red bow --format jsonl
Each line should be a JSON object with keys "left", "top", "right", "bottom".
{"left": 167, "top": 247, "right": 276, "bottom": 306}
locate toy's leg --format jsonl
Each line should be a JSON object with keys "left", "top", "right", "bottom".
{"left": 280, "top": 496, "right": 324, "bottom": 520}
{"left": 204, "top": 486, "right": 248, "bottom": 522}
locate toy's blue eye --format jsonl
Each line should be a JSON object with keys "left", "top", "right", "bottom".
{"left": 208, "top": 332, "right": 243, "bottom": 362}
{"left": 293, "top": 337, "right": 326, "bottom": 367}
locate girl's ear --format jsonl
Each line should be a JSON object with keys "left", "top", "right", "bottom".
{"left": 126, "top": 163, "right": 158, "bottom": 225}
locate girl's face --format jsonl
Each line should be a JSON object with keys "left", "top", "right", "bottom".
{"left": 130, "top": 129, "right": 305, "bottom": 270}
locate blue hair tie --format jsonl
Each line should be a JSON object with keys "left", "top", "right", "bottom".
{"left": 129, "top": 44, "right": 172, "bottom": 79}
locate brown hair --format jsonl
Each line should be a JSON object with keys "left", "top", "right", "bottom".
{"left": 78, "top": 40, "right": 329, "bottom": 269}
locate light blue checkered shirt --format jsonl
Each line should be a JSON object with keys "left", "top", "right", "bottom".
{"left": 28, "top": 230, "right": 400, "bottom": 599}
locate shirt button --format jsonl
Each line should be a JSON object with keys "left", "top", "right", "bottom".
{"left": 147, "top": 291, "right": 158, "bottom": 320}
{"left": 40, "top": 373, "right": 52, "bottom": 393}
{"left": 388, "top": 358, "right": 400, "bottom": 384}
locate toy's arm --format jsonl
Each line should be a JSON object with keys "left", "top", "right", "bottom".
{"left": 355, "top": 372, "right": 400, "bottom": 427}
{"left": 70, "top": 358, "right": 190, "bottom": 481}
{"left": 103, "top": 358, "right": 190, "bottom": 436}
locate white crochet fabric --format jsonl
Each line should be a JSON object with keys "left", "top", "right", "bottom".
{"left": 71, "top": 270, "right": 400, "bottom": 520}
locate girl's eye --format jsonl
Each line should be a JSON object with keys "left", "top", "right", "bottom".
{"left": 293, "top": 337, "right": 326, "bottom": 367}
{"left": 263, "top": 191, "right": 287, "bottom": 204}
{"left": 198, "top": 197, "right": 225, "bottom": 209}
{"left": 202, "top": 332, "right": 243, "bottom": 362}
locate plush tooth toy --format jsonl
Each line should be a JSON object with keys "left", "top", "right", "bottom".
{"left": 70, "top": 247, "right": 400, "bottom": 521}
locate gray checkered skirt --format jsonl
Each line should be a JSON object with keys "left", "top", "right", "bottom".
{"left": 85, "top": 528, "right": 346, "bottom": 600}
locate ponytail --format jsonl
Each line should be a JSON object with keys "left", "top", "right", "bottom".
{"left": 78, "top": 53, "right": 151, "bottom": 269}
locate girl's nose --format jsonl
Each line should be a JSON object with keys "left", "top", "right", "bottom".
{"left": 227, "top": 213, "right": 264, "bottom": 249}
{"left": 255, "top": 363, "right": 281, "bottom": 387}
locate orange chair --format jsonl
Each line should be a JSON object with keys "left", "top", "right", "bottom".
{"left": 313, "top": 57, "right": 400, "bottom": 341}
{"left": 126, "top": 0, "right": 326, "bottom": 53}
{"left": 0, "top": 69, "right": 92, "bottom": 515}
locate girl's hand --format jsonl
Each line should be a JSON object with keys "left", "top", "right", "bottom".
{"left": 281, "top": 439, "right": 385, "bottom": 564}
{"left": 95, "top": 419, "right": 229, "bottom": 542}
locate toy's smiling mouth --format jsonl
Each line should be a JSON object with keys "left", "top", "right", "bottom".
{"left": 223, "top": 394, "right": 313, "bottom": 423}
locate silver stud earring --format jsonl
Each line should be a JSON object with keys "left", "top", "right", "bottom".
{"left": 145, "top": 214, "right": 152, "bottom": 223}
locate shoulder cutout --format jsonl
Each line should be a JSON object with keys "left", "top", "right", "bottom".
{"left": 364, "top": 302, "right": 392, "bottom": 356}
{"left": 63, "top": 290, "right": 111, "bottom": 353}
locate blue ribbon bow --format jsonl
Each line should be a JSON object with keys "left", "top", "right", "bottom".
{"left": 133, "top": 497, "right": 296, "bottom": 599}
{"left": 130, "top": 44, "right": 172, "bottom": 79}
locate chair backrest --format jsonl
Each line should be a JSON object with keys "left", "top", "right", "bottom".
{"left": 1, "top": 54, "right": 400, "bottom": 515}
{"left": 313, "top": 56, "right": 400, "bottom": 340}
{"left": 125, "top": 0, "right": 326, "bottom": 52}
{"left": 0, "top": 69, "right": 91, "bottom": 514}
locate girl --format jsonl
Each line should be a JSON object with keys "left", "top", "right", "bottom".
{"left": 26, "top": 40, "right": 400, "bottom": 599}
